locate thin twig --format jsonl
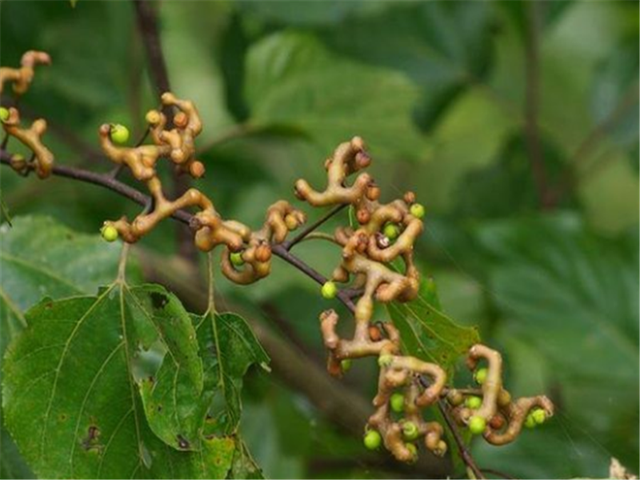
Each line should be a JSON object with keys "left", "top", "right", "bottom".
{"left": 437, "top": 399, "right": 486, "bottom": 480}
{"left": 296, "top": 231, "right": 342, "bottom": 246}
{"left": 481, "top": 468, "right": 517, "bottom": 480}
{"left": 271, "top": 243, "right": 357, "bottom": 313}
{"left": 284, "top": 204, "right": 347, "bottom": 251}
{"left": 132, "top": 0, "right": 171, "bottom": 100}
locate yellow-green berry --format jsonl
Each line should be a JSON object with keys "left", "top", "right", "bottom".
{"left": 363, "top": 430, "right": 381, "bottom": 450}
{"left": 525, "top": 413, "right": 536, "bottom": 429}
{"left": 101, "top": 225, "right": 118, "bottom": 243}
{"left": 402, "top": 421, "right": 419, "bottom": 441}
{"left": 230, "top": 252, "right": 244, "bottom": 267}
{"left": 410, "top": 203, "right": 425, "bottom": 219}
{"left": 474, "top": 368, "right": 488, "bottom": 385}
{"left": 340, "top": 359, "right": 352, "bottom": 372}
{"left": 465, "top": 396, "right": 482, "bottom": 410}
{"left": 405, "top": 443, "right": 418, "bottom": 462}
{"left": 0, "top": 107, "right": 9, "bottom": 122}
{"left": 378, "top": 354, "right": 393, "bottom": 368}
{"left": 468, "top": 416, "right": 486, "bottom": 435}
{"left": 110, "top": 124, "right": 130, "bottom": 145}
{"left": 531, "top": 408, "right": 547, "bottom": 425}
{"left": 390, "top": 392, "right": 405, "bottom": 413}
{"left": 383, "top": 223, "right": 400, "bottom": 241}
{"left": 321, "top": 281, "right": 337, "bottom": 299}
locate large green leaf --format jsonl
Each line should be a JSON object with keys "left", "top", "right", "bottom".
{"left": 475, "top": 213, "right": 639, "bottom": 466}
{"left": 244, "top": 31, "right": 430, "bottom": 160}
{"left": 0, "top": 216, "right": 135, "bottom": 478}
{"left": 2, "top": 283, "right": 232, "bottom": 478}
{"left": 386, "top": 277, "right": 480, "bottom": 374}
{"left": 194, "top": 312, "right": 270, "bottom": 437}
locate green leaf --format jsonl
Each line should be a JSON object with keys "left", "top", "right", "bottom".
{"left": 0, "top": 216, "right": 136, "bottom": 478}
{"left": 475, "top": 213, "right": 639, "bottom": 464}
{"left": 129, "top": 285, "right": 204, "bottom": 451}
{"left": 318, "top": 2, "right": 496, "bottom": 131}
{"left": 2, "top": 283, "right": 234, "bottom": 478}
{"left": 0, "top": 426, "right": 34, "bottom": 479}
{"left": 590, "top": 41, "right": 639, "bottom": 150}
{"left": 0, "top": 216, "right": 133, "bottom": 355}
{"left": 193, "top": 312, "right": 270, "bottom": 436}
{"left": 386, "top": 277, "right": 480, "bottom": 374}
{"left": 228, "top": 439, "right": 264, "bottom": 479}
{"left": 244, "top": 31, "right": 430, "bottom": 160}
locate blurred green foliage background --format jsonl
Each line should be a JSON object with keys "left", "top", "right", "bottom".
{"left": 1, "top": 1, "right": 638, "bottom": 478}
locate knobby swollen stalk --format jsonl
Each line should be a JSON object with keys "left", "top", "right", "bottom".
{"left": 1, "top": 50, "right": 554, "bottom": 472}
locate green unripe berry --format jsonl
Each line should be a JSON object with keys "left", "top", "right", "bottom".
{"left": 340, "top": 359, "right": 352, "bottom": 372}
{"left": 474, "top": 368, "right": 488, "bottom": 385}
{"left": 465, "top": 396, "right": 482, "bottom": 410}
{"left": 321, "top": 281, "right": 337, "bottom": 299}
{"left": 383, "top": 223, "right": 400, "bottom": 241}
{"left": 378, "top": 354, "right": 393, "bottom": 368}
{"left": 410, "top": 203, "right": 425, "bottom": 219}
{"left": 230, "top": 252, "right": 245, "bottom": 267}
{"left": 363, "top": 430, "right": 381, "bottom": 450}
{"left": 390, "top": 392, "right": 405, "bottom": 413}
{"left": 110, "top": 124, "right": 130, "bottom": 145}
{"left": 0, "top": 107, "right": 9, "bottom": 122}
{"left": 468, "top": 416, "right": 486, "bottom": 435}
{"left": 405, "top": 443, "right": 418, "bottom": 462}
{"left": 531, "top": 408, "right": 547, "bottom": 425}
{"left": 101, "top": 225, "right": 118, "bottom": 243}
{"left": 402, "top": 421, "right": 419, "bottom": 441}
{"left": 524, "top": 413, "right": 536, "bottom": 429}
